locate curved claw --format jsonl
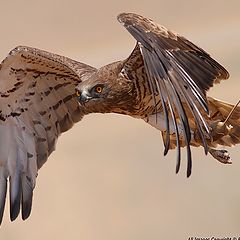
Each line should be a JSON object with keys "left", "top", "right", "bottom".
{"left": 209, "top": 148, "right": 232, "bottom": 164}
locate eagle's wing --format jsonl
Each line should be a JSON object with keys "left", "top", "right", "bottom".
{"left": 0, "top": 46, "right": 96, "bottom": 224}
{"left": 118, "top": 13, "right": 229, "bottom": 177}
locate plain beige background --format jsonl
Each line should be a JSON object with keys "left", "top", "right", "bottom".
{"left": 0, "top": 0, "right": 240, "bottom": 239}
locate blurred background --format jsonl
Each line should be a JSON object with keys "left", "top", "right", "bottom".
{"left": 0, "top": 0, "right": 240, "bottom": 239}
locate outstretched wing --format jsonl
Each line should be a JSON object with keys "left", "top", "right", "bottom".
{"left": 118, "top": 13, "right": 229, "bottom": 177}
{"left": 0, "top": 46, "right": 96, "bottom": 224}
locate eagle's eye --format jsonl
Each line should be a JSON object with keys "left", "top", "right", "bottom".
{"left": 76, "top": 90, "right": 81, "bottom": 97}
{"left": 95, "top": 86, "right": 103, "bottom": 94}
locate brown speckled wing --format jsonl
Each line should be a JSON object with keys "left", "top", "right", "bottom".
{"left": 0, "top": 46, "right": 96, "bottom": 224}
{"left": 118, "top": 13, "right": 229, "bottom": 177}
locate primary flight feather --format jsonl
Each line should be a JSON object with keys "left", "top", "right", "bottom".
{"left": 0, "top": 13, "right": 239, "bottom": 224}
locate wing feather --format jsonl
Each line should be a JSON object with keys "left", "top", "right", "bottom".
{"left": 0, "top": 46, "right": 96, "bottom": 223}
{"left": 118, "top": 13, "right": 229, "bottom": 176}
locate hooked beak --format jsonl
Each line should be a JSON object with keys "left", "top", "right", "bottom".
{"left": 77, "top": 90, "right": 92, "bottom": 106}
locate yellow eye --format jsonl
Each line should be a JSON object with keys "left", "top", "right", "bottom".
{"left": 95, "top": 86, "right": 103, "bottom": 93}
{"left": 76, "top": 90, "right": 81, "bottom": 97}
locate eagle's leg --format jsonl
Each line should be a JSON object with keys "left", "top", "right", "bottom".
{"left": 208, "top": 148, "right": 232, "bottom": 164}
{"left": 193, "top": 120, "right": 233, "bottom": 164}
{"left": 209, "top": 120, "right": 233, "bottom": 142}
{"left": 206, "top": 100, "right": 240, "bottom": 165}
{"left": 206, "top": 120, "right": 233, "bottom": 164}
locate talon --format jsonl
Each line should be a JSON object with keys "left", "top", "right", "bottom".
{"left": 209, "top": 121, "right": 230, "bottom": 142}
{"left": 209, "top": 148, "right": 232, "bottom": 164}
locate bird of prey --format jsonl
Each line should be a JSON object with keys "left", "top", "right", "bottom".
{"left": 0, "top": 12, "right": 239, "bottom": 225}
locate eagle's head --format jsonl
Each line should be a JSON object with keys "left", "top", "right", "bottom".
{"left": 75, "top": 61, "right": 137, "bottom": 115}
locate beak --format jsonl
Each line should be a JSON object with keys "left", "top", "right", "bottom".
{"left": 77, "top": 90, "right": 92, "bottom": 105}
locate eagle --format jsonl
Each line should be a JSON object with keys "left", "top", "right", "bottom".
{"left": 0, "top": 12, "right": 239, "bottom": 225}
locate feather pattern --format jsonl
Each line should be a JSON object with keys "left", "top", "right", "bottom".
{"left": 0, "top": 12, "right": 238, "bottom": 225}
{"left": 0, "top": 46, "right": 96, "bottom": 223}
{"left": 118, "top": 13, "right": 229, "bottom": 176}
